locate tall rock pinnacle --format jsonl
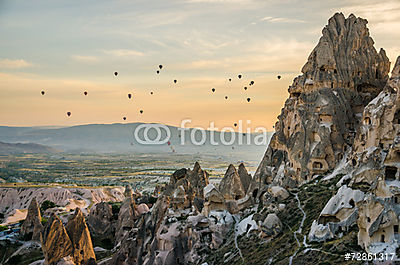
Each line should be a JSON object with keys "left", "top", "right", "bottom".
{"left": 20, "top": 198, "right": 43, "bottom": 241}
{"left": 255, "top": 13, "right": 392, "bottom": 187}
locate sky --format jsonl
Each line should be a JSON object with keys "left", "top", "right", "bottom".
{"left": 0, "top": 0, "right": 399, "bottom": 131}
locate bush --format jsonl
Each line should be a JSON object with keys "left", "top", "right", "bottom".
{"left": 0, "top": 225, "right": 8, "bottom": 232}
{"left": 41, "top": 217, "right": 48, "bottom": 226}
{"left": 108, "top": 202, "right": 122, "bottom": 220}
{"left": 40, "top": 200, "right": 58, "bottom": 213}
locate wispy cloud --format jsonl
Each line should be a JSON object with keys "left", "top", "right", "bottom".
{"left": 260, "top": 16, "right": 306, "bottom": 23}
{"left": 102, "top": 49, "right": 145, "bottom": 57}
{"left": 71, "top": 55, "right": 99, "bottom": 63}
{"left": 0, "top": 58, "right": 33, "bottom": 69}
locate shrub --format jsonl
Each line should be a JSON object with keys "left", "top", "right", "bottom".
{"left": 41, "top": 217, "right": 48, "bottom": 226}
{"left": 40, "top": 200, "right": 58, "bottom": 213}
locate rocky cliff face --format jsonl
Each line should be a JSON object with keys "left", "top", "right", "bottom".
{"left": 308, "top": 57, "right": 400, "bottom": 253}
{"left": 20, "top": 198, "right": 43, "bottom": 241}
{"left": 255, "top": 12, "right": 391, "bottom": 187}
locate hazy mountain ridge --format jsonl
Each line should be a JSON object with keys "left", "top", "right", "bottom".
{"left": 0, "top": 141, "right": 59, "bottom": 154}
{"left": 0, "top": 123, "right": 272, "bottom": 162}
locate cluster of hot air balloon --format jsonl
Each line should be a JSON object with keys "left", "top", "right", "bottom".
{"left": 156, "top": 64, "right": 162, "bottom": 74}
{"left": 39, "top": 62, "right": 284, "bottom": 145}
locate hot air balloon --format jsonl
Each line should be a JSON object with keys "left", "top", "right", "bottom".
{"left": 140, "top": 110, "right": 143, "bottom": 114}
{"left": 41, "top": 91, "right": 45, "bottom": 95}
{"left": 249, "top": 81, "right": 254, "bottom": 86}
{"left": 156, "top": 70, "right": 160, "bottom": 74}
{"left": 225, "top": 96, "right": 228, "bottom": 99}
{"left": 84, "top": 91, "right": 88, "bottom": 96}
{"left": 67, "top": 111, "right": 71, "bottom": 117}
{"left": 247, "top": 98, "right": 251, "bottom": 102}
{"left": 150, "top": 92, "right": 154, "bottom": 95}
{"left": 228, "top": 78, "right": 231, "bottom": 82}
{"left": 174, "top": 80, "right": 177, "bottom": 84}
{"left": 114, "top": 72, "right": 118, "bottom": 76}
{"left": 212, "top": 88, "right": 215, "bottom": 92}
{"left": 128, "top": 93, "right": 132, "bottom": 99}
{"left": 159, "top": 65, "right": 163, "bottom": 69}
{"left": 244, "top": 87, "right": 247, "bottom": 90}
{"left": 238, "top": 74, "right": 242, "bottom": 79}
{"left": 234, "top": 123, "right": 237, "bottom": 127}
{"left": 123, "top": 117, "right": 126, "bottom": 120}
{"left": 277, "top": 75, "right": 281, "bottom": 79}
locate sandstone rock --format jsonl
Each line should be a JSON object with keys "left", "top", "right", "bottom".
{"left": 226, "top": 200, "right": 239, "bottom": 214}
{"left": 41, "top": 213, "right": 73, "bottom": 265}
{"left": 255, "top": 13, "right": 391, "bottom": 187}
{"left": 115, "top": 185, "right": 139, "bottom": 245}
{"left": 202, "top": 184, "right": 227, "bottom": 216}
{"left": 163, "top": 162, "right": 210, "bottom": 212}
{"left": 110, "top": 196, "right": 170, "bottom": 265}
{"left": 260, "top": 213, "right": 282, "bottom": 238}
{"left": 166, "top": 162, "right": 209, "bottom": 199}
{"left": 311, "top": 55, "right": 400, "bottom": 250}
{"left": 65, "top": 208, "right": 96, "bottom": 265}
{"left": 219, "top": 164, "right": 246, "bottom": 200}
{"left": 356, "top": 195, "right": 397, "bottom": 250}
{"left": 137, "top": 203, "right": 150, "bottom": 215}
{"left": 87, "top": 202, "right": 114, "bottom": 242}
{"left": 20, "top": 198, "right": 43, "bottom": 241}
{"left": 268, "top": 186, "right": 289, "bottom": 202}
{"left": 238, "top": 163, "right": 252, "bottom": 193}
{"left": 309, "top": 186, "right": 364, "bottom": 242}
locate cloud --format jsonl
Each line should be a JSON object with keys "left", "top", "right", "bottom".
{"left": 71, "top": 55, "right": 99, "bottom": 63}
{"left": 0, "top": 58, "right": 33, "bottom": 69}
{"left": 260, "top": 16, "right": 306, "bottom": 23}
{"left": 102, "top": 49, "right": 145, "bottom": 57}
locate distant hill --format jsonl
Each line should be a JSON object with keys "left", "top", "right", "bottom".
{"left": 0, "top": 141, "right": 59, "bottom": 154}
{"left": 0, "top": 123, "right": 273, "bottom": 162}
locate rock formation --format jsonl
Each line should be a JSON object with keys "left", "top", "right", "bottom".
{"left": 203, "top": 184, "right": 227, "bottom": 215}
{"left": 115, "top": 185, "right": 139, "bottom": 246}
{"left": 219, "top": 164, "right": 247, "bottom": 200}
{"left": 163, "top": 162, "right": 210, "bottom": 212}
{"left": 255, "top": 12, "right": 391, "bottom": 187}
{"left": 41, "top": 208, "right": 96, "bottom": 265}
{"left": 238, "top": 163, "right": 252, "bottom": 193}
{"left": 41, "top": 213, "right": 73, "bottom": 265}
{"left": 309, "top": 55, "right": 400, "bottom": 253}
{"left": 20, "top": 198, "right": 43, "bottom": 241}
{"left": 87, "top": 202, "right": 115, "bottom": 243}
{"left": 110, "top": 163, "right": 238, "bottom": 265}
{"left": 65, "top": 208, "right": 96, "bottom": 265}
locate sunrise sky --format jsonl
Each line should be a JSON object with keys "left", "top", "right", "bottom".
{"left": 0, "top": 0, "right": 399, "bottom": 131}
